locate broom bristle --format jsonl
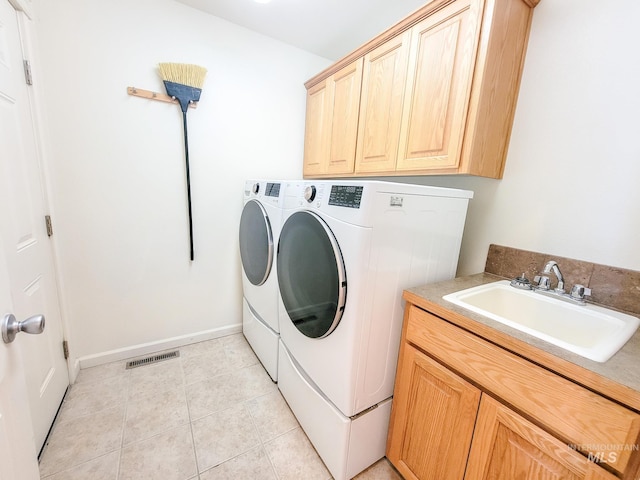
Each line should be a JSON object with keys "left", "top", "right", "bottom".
{"left": 158, "top": 63, "right": 207, "bottom": 88}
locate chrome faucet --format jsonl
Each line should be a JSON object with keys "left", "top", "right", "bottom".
{"left": 529, "top": 260, "right": 591, "bottom": 304}
{"left": 541, "top": 260, "right": 565, "bottom": 293}
{"left": 511, "top": 260, "right": 592, "bottom": 305}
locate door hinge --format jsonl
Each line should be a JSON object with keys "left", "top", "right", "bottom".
{"left": 45, "top": 215, "right": 53, "bottom": 237}
{"left": 23, "top": 59, "right": 33, "bottom": 86}
{"left": 62, "top": 340, "right": 69, "bottom": 360}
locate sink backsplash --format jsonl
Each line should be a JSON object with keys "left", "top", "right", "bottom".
{"left": 485, "top": 244, "right": 640, "bottom": 316}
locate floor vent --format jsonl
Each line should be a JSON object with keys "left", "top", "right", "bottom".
{"left": 126, "top": 350, "right": 180, "bottom": 369}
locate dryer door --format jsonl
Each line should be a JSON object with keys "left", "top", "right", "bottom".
{"left": 239, "top": 199, "right": 274, "bottom": 286}
{"left": 277, "top": 211, "right": 347, "bottom": 338}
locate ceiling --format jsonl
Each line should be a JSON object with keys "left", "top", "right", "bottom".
{"left": 174, "top": 0, "right": 428, "bottom": 60}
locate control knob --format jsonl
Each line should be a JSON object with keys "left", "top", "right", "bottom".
{"left": 304, "top": 185, "right": 317, "bottom": 203}
{"left": 251, "top": 183, "right": 260, "bottom": 194}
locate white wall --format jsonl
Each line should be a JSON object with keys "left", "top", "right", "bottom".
{"left": 396, "top": 0, "right": 640, "bottom": 276}
{"left": 33, "top": 0, "right": 330, "bottom": 362}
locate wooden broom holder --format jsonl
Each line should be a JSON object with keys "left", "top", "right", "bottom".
{"left": 127, "top": 86, "right": 197, "bottom": 109}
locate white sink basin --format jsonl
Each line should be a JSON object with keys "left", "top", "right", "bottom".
{"left": 443, "top": 280, "right": 640, "bottom": 362}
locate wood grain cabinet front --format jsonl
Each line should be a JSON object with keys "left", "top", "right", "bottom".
{"left": 467, "top": 396, "right": 620, "bottom": 480}
{"left": 303, "top": 0, "right": 540, "bottom": 179}
{"left": 302, "top": 59, "right": 363, "bottom": 177}
{"left": 395, "top": 0, "right": 480, "bottom": 173}
{"left": 386, "top": 342, "right": 480, "bottom": 480}
{"left": 354, "top": 31, "right": 411, "bottom": 174}
{"left": 387, "top": 304, "right": 640, "bottom": 480}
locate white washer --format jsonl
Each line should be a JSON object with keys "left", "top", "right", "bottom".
{"left": 276, "top": 180, "right": 472, "bottom": 479}
{"left": 239, "top": 180, "right": 284, "bottom": 381}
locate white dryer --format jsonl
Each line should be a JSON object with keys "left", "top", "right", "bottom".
{"left": 239, "top": 180, "right": 284, "bottom": 381}
{"left": 276, "top": 180, "right": 472, "bottom": 480}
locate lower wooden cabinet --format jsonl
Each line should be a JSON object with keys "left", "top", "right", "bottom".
{"left": 387, "top": 344, "right": 480, "bottom": 480}
{"left": 387, "top": 305, "right": 637, "bottom": 480}
{"left": 467, "top": 396, "right": 619, "bottom": 480}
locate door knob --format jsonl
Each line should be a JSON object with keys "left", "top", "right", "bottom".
{"left": 2, "top": 313, "right": 45, "bottom": 344}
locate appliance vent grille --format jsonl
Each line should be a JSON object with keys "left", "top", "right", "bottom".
{"left": 126, "top": 350, "right": 180, "bottom": 369}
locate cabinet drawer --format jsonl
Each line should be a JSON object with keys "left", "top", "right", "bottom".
{"left": 406, "top": 305, "right": 640, "bottom": 475}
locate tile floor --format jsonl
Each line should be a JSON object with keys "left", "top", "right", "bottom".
{"left": 38, "top": 333, "right": 402, "bottom": 480}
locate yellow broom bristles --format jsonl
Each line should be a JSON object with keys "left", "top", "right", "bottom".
{"left": 158, "top": 63, "right": 207, "bottom": 88}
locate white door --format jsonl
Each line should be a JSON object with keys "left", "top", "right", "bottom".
{"left": 0, "top": 242, "right": 41, "bottom": 480}
{"left": 0, "top": 0, "right": 68, "bottom": 454}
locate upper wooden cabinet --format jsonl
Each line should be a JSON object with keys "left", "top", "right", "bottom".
{"left": 302, "top": 59, "right": 363, "bottom": 176}
{"left": 396, "top": 0, "right": 479, "bottom": 172}
{"left": 354, "top": 31, "right": 411, "bottom": 174}
{"left": 303, "top": 0, "right": 540, "bottom": 179}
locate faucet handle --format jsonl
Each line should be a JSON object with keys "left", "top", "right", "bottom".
{"left": 570, "top": 284, "right": 592, "bottom": 300}
{"left": 534, "top": 275, "right": 551, "bottom": 290}
{"left": 510, "top": 273, "right": 532, "bottom": 290}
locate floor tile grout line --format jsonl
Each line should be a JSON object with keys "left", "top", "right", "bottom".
{"left": 182, "top": 355, "right": 202, "bottom": 476}
{"left": 39, "top": 449, "right": 122, "bottom": 480}
{"left": 116, "top": 395, "right": 127, "bottom": 478}
{"left": 114, "top": 448, "right": 122, "bottom": 480}
{"left": 244, "top": 397, "right": 280, "bottom": 480}
{"left": 187, "top": 402, "right": 201, "bottom": 477}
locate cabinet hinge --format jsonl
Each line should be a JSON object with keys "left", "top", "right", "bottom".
{"left": 45, "top": 215, "right": 53, "bottom": 237}
{"left": 23, "top": 59, "right": 33, "bottom": 86}
{"left": 62, "top": 340, "right": 69, "bottom": 360}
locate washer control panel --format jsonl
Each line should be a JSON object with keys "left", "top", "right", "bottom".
{"left": 265, "top": 182, "right": 281, "bottom": 198}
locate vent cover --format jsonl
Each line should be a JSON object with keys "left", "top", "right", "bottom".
{"left": 126, "top": 350, "right": 180, "bottom": 369}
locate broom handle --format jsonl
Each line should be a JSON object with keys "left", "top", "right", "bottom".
{"left": 182, "top": 110, "right": 194, "bottom": 261}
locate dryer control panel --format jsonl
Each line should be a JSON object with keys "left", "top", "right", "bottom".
{"left": 328, "top": 185, "right": 363, "bottom": 209}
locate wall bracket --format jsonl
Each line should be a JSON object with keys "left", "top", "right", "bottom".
{"left": 127, "top": 86, "right": 197, "bottom": 109}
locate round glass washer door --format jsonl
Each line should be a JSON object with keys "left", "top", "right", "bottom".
{"left": 239, "top": 199, "right": 274, "bottom": 286}
{"left": 277, "top": 211, "right": 347, "bottom": 338}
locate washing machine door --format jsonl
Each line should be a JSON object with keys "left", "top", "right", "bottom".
{"left": 239, "top": 199, "right": 274, "bottom": 286}
{"left": 277, "top": 211, "right": 347, "bottom": 338}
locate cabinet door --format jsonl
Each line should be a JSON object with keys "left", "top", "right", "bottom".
{"left": 397, "top": 0, "right": 481, "bottom": 171}
{"left": 327, "top": 59, "right": 363, "bottom": 175}
{"left": 303, "top": 60, "right": 363, "bottom": 176}
{"left": 387, "top": 343, "right": 481, "bottom": 480}
{"left": 303, "top": 80, "right": 331, "bottom": 176}
{"left": 354, "top": 31, "right": 410, "bottom": 174}
{"left": 465, "top": 396, "right": 620, "bottom": 480}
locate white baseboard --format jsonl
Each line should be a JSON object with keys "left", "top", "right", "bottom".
{"left": 76, "top": 324, "right": 242, "bottom": 370}
{"left": 68, "top": 358, "right": 81, "bottom": 384}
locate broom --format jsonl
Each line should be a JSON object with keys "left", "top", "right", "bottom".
{"left": 159, "top": 62, "right": 207, "bottom": 261}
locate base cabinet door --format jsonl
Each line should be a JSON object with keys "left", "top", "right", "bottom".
{"left": 465, "top": 396, "right": 620, "bottom": 480}
{"left": 386, "top": 344, "right": 481, "bottom": 480}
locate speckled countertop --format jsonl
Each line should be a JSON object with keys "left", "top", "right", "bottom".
{"left": 404, "top": 272, "right": 640, "bottom": 409}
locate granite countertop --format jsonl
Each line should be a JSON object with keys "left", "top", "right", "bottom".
{"left": 404, "top": 272, "right": 640, "bottom": 409}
